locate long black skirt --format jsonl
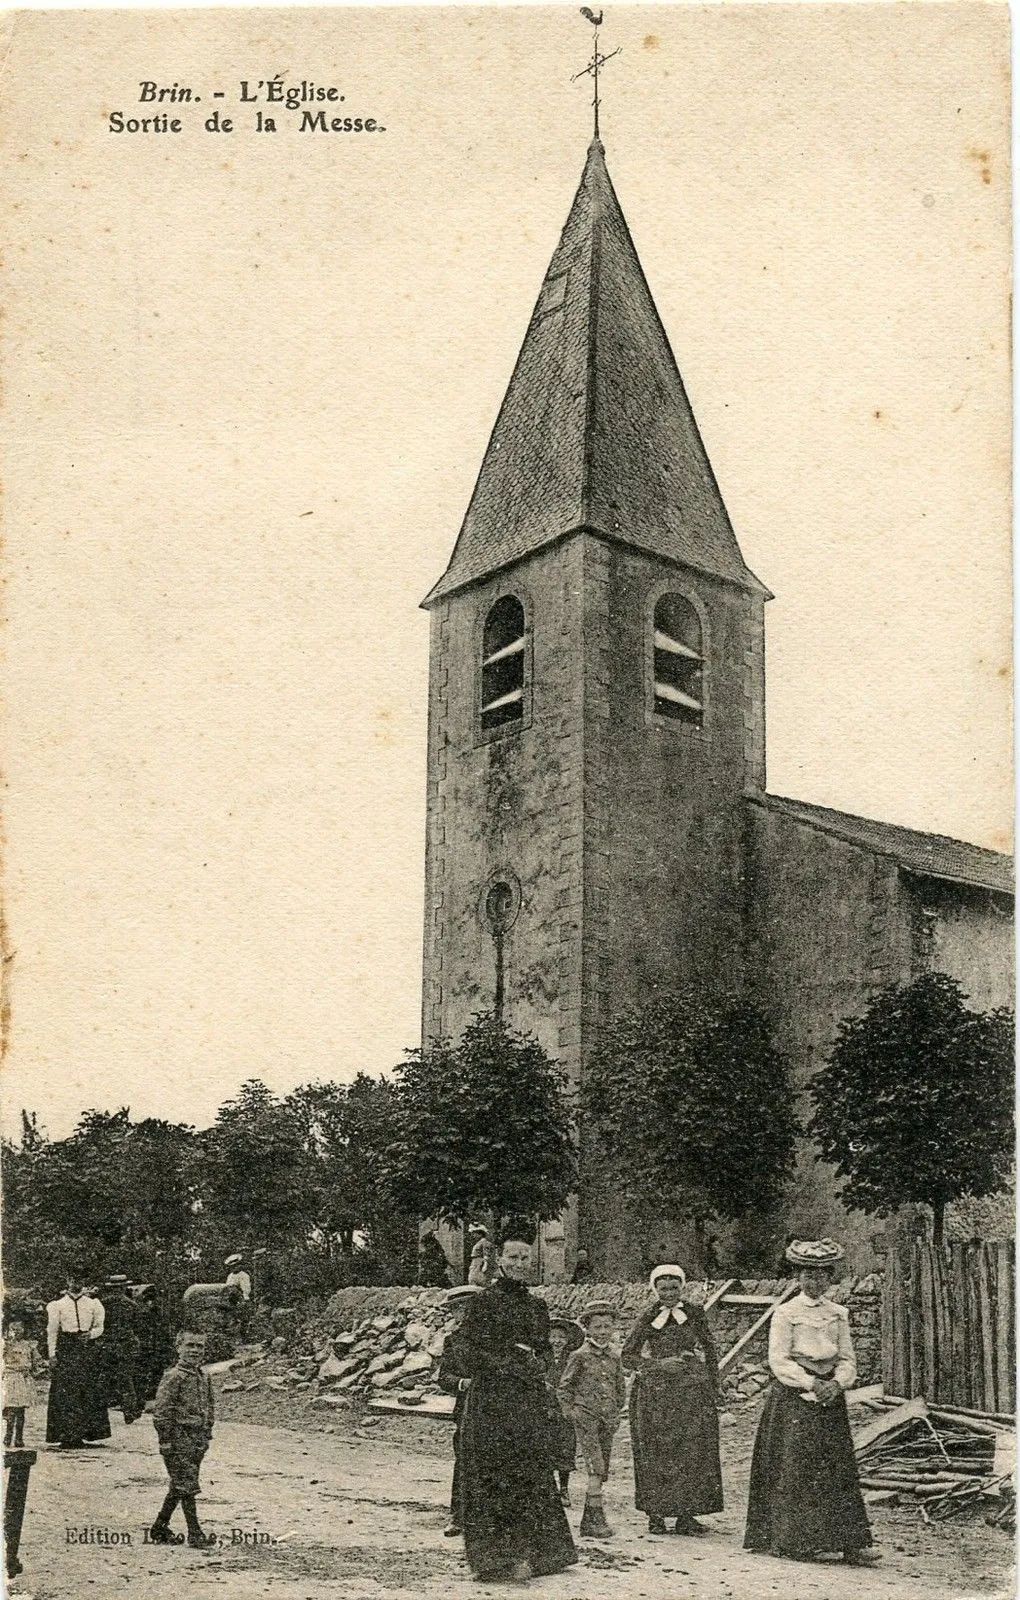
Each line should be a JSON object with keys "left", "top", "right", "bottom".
{"left": 630, "top": 1359, "right": 723, "bottom": 1519}
{"left": 46, "top": 1332, "right": 111, "bottom": 1444}
{"left": 744, "top": 1382, "right": 872, "bottom": 1555}
{"left": 459, "top": 1370, "right": 577, "bottom": 1580}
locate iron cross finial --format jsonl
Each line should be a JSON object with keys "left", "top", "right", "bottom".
{"left": 572, "top": 9, "right": 620, "bottom": 141}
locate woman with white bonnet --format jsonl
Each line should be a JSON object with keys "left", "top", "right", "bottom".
{"left": 621, "top": 1264, "right": 722, "bottom": 1536}
{"left": 744, "top": 1237, "right": 879, "bottom": 1565}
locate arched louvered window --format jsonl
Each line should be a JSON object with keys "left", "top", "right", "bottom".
{"left": 653, "top": 593, "right": 704, "bottom": 727}
{"left": 481, "top": 596, "right": 526, "bottom": 731}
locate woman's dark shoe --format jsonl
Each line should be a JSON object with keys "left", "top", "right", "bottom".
{"left": 673, "top": 1517, "right": 707, "bottom": 1536}
{"left": 647, "top": 1516, "right": 667, "bottom": 1534}
{"left": 187, "top": 1530, "right": 217, "bottom": 1549}
{"left": 843, "top": 1548, "right": 881, "bottom": 1566}
{"left": 443, "top": 1521, "right": 462, "bottom": 1537}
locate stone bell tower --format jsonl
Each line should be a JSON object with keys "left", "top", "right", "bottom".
{"left": 420, "top": 138, "right": 769, "bottom": 1277}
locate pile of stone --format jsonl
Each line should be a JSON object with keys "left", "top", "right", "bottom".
{"left": 223, "top": 1274, "right": 881, "bottom": 1415}
{"left": 220, "top": 1291, "right": 457, "bottom": 1411}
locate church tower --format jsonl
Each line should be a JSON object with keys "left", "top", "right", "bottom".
{"left": 421, "top": 138, "right": 770, "bottom": 1275}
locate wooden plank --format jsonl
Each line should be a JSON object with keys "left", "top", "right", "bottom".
{"left": 950, "top": 1243, "right": 969, "bottom": 1410}
{"left": 852, "top": 1394, "right": 929, "bottom": 1454}
{"left": 929, "top": 1402, "right": 1016, "bottom": 1427}
{"left": 881, "top": 1239, "right": 896, "bottom": 1395}
{"left": 702, "top": 1279, "right": 737, "bottom": 1312}
{"left": 914, "top": 1235, "right": 933, "bottom": 1401}
{"left": 932, "top": 1244, "right": 952, "bottom": 1407}
{"left": 966, "top": 1246, "right": 985, "bottom": 1412}
{"left": 889, "top": 1236, "right": 909, "bottom": 1400}
{"left": 845, "top": 1382, "right": 885, "bottom": 1407}
{"left": 368, "top": 1394, "right": 456, "bottom": 1418}
{"left": 977, "top": 1246, "right": 997, "bottom": 1412}
{"left": 919, "top": 1240, "right": 937, "bottom": 1401}
{"left": 994, "top": 1243, "right": 1015, "bottom": 1416}
{"left": 720, "top": 1293, "right": 781, "bottom": 1307}
{"left": 717, "top": 1282, "right": 798, "bottom": 1373}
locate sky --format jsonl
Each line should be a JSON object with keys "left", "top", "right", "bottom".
{"left": 1, "top": 3, "right": 1012, "bottom": 1140}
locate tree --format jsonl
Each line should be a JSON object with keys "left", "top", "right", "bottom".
{"left": 287, "top": 1074, "right": 415, "bottom": 1271}
{"left": 808, "top": 972, "right": 1015, "bottom": 1246}
{"left": 2, "top": 1107, "right": 201, "bottom": 1287}
{"left": 201, "top": 1079, "right": 312, "bottom": 1252}
{"left": 389, "top": 1014, "right": 578, "bottom": 1232}
{"left": 583, "top": 991, "right": 798, "bottom": 1264}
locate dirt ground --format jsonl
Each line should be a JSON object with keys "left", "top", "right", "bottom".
{"left": 9, "top": 1384, "right": 1014, "bottom": 1600}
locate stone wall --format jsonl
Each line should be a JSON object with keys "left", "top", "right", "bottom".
{"left": 300, "top": 1275, "right": 883, "bottom": 1406}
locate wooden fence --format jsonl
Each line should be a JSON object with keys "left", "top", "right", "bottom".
{"left": 882, "top": 1238, "right": 1015, "bottom": 1415}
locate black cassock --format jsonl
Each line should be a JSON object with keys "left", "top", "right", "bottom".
{"left": 456, "top": 1277, "right": 577, "bottom": 1581}
{"left": 621, "top": 1303, "right": 723, "bottom": 1521}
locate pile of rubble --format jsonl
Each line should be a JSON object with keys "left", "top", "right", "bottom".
{"left": 219, "top": 1291, "right": 457, "bottom": 1411}
{"left": 854, "top": 1394, "right": 1016, "bottom": 1525}
{"left": 219, "top": 1277, "right": 878, "bottom": 1419}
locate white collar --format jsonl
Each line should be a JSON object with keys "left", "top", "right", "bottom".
{"left": 650, "top": 1305, "right": 688, "bottom": 1330}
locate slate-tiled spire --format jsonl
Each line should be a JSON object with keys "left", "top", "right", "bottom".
{"left": 424, "top": 139, "right": 767, "bottom": 606}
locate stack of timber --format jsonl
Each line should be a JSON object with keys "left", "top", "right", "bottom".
{"left": 853, "top": 1392, "right": 1015, "bottom": 1523}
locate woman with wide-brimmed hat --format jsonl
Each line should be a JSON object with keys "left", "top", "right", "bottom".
{"left": 621, "top": 1265, "right": 722, "bottom": 1536}
{"left": 744, "top": 1238, "right": 879, "bottom": 1566}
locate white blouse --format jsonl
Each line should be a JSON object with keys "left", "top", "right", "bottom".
{"left": 46, "top": 1294, "right": 105, "bottom": 1356}
{"left": 768, "top": 1293, "right": 856, "bottom": 1393}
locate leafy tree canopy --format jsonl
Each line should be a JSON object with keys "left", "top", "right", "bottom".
{"left": 202, "top": 1079, "right": 312, "bottom": 1251}
{"left": 808, "top": 971, "right": 1015, "bottom": 1243}
{"left": 389, "top": 1014, "right": 578, "bottom": 1228}
{"left": 584, "top": 990, "right": 798, "bottom": 1238}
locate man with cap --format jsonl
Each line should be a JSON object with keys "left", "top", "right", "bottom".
{"left": 436, "top": 1283, "right": 482, "bottom": 1536}
{"left": 224, "top": 1255, "right": 252, "bottom": 1337}
{"left": 744, "top": 1238, "right": 878, "bottom": 1566}
{"left": 99, "top": 1275, "right": 142, "bottom": 1425}
{"left": 223, "top": 1255, "right": 251, "bottom": 1302}
{"left": 466, "top": 1225, "right": 497, "bottom": 1287}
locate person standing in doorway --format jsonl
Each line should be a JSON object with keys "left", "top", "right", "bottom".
{"left": 467, "top": 1225, "right": 497, "bottom": 1287}
{"left": 417, "top": 1224, "right": 453, "bottom": 1288}
{"left": 45, "top": 1274, "right": 110, "bottom": 1449}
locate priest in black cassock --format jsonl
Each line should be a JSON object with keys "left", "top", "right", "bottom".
{"left": 455, "top": 1227, "right": 577, "bottom": 1584}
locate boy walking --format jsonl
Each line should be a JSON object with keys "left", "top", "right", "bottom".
{"left": 149, "top": 1330, "right": 216, "bottom": 1548}
{"left": 557, "top": 1300, "right": 626, "bottom": 1538}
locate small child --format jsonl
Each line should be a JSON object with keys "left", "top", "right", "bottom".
{"left": 547, "top": 1317, "right": 583, "bottom": 1505}
{"left": 3, "top": 1317, "right": 42, "bottom": 1448}
{"left": 557, "top": 1300, "right": 626, "bottom": 1538}
{"left": 150, "top": 1330, "right": 216, "bottom": 1548}
{"left": 436, "top": 1283, "right": 482, "bottom": 1537}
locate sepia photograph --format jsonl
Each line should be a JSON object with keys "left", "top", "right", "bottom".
{"left": 1, "top": 4, "right": 1014, "bottom": 1596}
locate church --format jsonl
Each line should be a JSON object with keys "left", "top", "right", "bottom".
{"left": 419, "top": 136, "right": 1014, "bottom": 1279}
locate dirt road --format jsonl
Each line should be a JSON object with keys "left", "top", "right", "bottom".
{"left": 10, "top": 1405, "right": 1012, "bottom": 1600}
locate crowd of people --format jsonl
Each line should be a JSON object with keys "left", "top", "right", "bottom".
{"left": 4, "top": 1235, "right": 880, "bottom": 1583}
{"left": 435, "top": 1229, "right": 880, "bottom": 1584}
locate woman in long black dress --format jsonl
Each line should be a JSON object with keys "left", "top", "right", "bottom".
{"left": 744, "top": 1238, "right": 879, "bottom": 1565}
{"left": 621, "top": 1264, "right": 722, "bottom": 1535}
{"left": 456, "top": 1230, "right": 578, "bottom": 1583}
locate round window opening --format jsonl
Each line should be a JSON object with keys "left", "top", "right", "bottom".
{"left": 478, "top": 871, "right": 521, "bottom": 934}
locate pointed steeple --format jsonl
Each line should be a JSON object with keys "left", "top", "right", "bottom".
{"left": 424, "top": 140, "right": 766, "bottom": 606}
